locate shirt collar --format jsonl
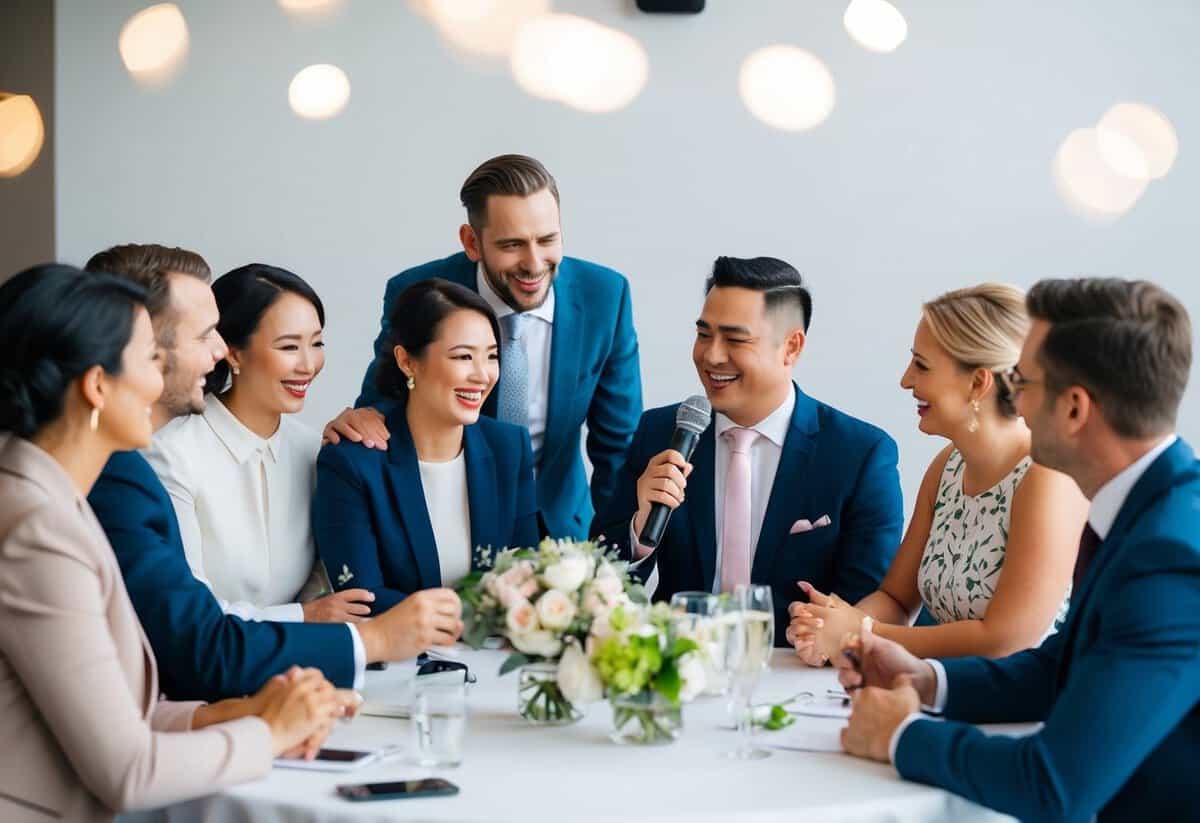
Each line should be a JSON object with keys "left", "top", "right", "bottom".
{"left": 714, "top": 385, "right": 796, "bottom": 448}
{"left": 201, "top": 395, "right": 281, "bottom": 464}
{"left": 475, "top": 262, "right": 555, "bottom": 325}
{"left": 1088, "top": 434, "right": 1177, "bottom": 539}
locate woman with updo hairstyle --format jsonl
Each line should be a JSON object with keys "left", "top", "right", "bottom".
{"left": 789, "top": 284, "right": 1088, "bottom": 663}
{"left": 147, "top": 263, "right": 373, "bottom": 625}
{"left": 313, "top": 278, "right": 539, "bottom": 614}
{"left": 0, "top": 265, "right": 341, "bottom": 823}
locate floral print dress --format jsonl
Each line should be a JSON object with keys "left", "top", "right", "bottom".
{"left": 917, "top": 449, "right": 1069, "bottom": 630}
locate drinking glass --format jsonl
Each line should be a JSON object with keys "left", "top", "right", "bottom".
{"left": 670, "top": 591, "right": 730, "bottom": 696}
{"left": 412, "top": 679, "right": 467, "bottom": 768}
{"left": 723, "top": 584, "right": 774, "bottom": 760}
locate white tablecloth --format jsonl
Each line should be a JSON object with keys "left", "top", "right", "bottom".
{"left": 122, "top": 648, "right": 1019, "bottom": 823}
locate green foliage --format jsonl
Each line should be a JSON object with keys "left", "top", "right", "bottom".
{"left": 499, "top": 652, "right": 531, "bottom": 676}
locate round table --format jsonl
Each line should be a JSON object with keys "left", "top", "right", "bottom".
{"left": 122, "top": 648, "right": 1019, "bottom": 822}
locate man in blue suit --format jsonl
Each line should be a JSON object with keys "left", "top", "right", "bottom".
{"left": 85, "top": 244, "right": 463, "bottom": 701}
{"left": 324, "top": 154, "right": 642, "bottom": 540}
{"left": 837, "top": 278, "right": 1198, "bottom": 822}
{"left": 593, "top": 257, "right": 904, "bottom": 645}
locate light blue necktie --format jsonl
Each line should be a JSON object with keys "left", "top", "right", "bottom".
{"left": 499, "top": 312, "right": 529, "bottom": 428}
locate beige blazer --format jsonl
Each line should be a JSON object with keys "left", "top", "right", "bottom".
{"left": 0, "top": 434, "right": 273, "bottom": 822}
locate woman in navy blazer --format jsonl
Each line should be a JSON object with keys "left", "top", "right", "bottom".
{"left": 314, "top": 279, "right": 539, "bottom": 614}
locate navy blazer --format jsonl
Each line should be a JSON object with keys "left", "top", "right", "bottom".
{"left": 313, "top": 408, "right": 540, "bottom": 614}
{"left": 594, "top": 384, "right": 904, "bottom": 646}
{"left": 355, "top": 251, "right": 642, "bottom": 540}
{"left": 895, "top": 438, "right": 1200, "bottom": 822}
{"left": 88, "top": 451, "right": 356, "bottom": 701}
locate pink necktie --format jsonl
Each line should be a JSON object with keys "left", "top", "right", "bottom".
{"left": 720, "top": 427, "right": 758, "bottom": 593}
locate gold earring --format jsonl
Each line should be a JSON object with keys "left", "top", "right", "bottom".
{"left": 406, "top": 374, "right": 416, "bottom": 390}
{"left": 967, "top": 399, "right": 981, "bottom": 433}
{"left": 90, "top": 406, "right": 100, "bottom": 432}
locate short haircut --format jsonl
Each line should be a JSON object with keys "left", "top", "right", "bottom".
{"left": 84, "top": 243, "right": 211, "bottom": 349}
{"left": 205, "top": 264, "right": 326, "bottom": 396}
{"left": 460, "top": 154, "right": 560, "bottom": 232}
{"left": 375, "top": 278, "right": 502, "bottom": 401}
{"left": 1026, "top": 278, "right": 1192, "bottom": 439}
{"left": 704, "top": 256, "right": 812, "bottom": 333}
{"left": 0, "top": 264, "right": 148, "bottom": 438}
{"left": 922, "top": 284, "right": 1029, "bottom": 418}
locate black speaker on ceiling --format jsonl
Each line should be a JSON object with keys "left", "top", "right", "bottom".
{"left": 636, "top": 0, "right": 705, "bottom": 13}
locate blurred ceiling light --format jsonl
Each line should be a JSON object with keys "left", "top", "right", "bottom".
{"left": 1096, "top": 102, "right": 1178, "bottom": 180}
{"left": 277, "top": 0, "right": 344, "bottom": 20}
{"left": 843, "top": 0, "right": 908, "bottom": 53}
{"left": 739, "top": 46, "right": 835, "bottom": 131}
{"left": 0, "top": 93, "right": 45, "bottom": 178}
{"left": 1054, "top": 127, "right": 1148, "bottom": 219}
{"left": 511, "top": 14, "right": 649, "bottom": 114}
{"left": 288, "top": 64, "right": 351, "bottom": 120}
{"left": 413, "top": 0, "right": 551, "bottom": 60}
{"left": 118, "top": 3, "right": 190, "bottom": 86}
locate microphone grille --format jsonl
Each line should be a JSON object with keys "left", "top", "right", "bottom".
{"left": 675, "top": 394, "right": 712, "bottom": 434}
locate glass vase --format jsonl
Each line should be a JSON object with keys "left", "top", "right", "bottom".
{"left": 608, "top": 691, "right": 683, "bottom": 745}
{"left": 517, "top": 662, "right": 583, "bottom": 725}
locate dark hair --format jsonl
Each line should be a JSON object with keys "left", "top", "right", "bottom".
{"left": 1026, "top": 278, "right": 1192, "bottom": 439}
{"left": 460, "top": 154, "right": 560, "bottom": 231}
{"left": 204, "top": 264, "right": 326, "bottom": 396}
{"left": 704, "top": 256, "right": 813, "bottom": 332}
{"left": 0, "top": 264, "right": 149, "bottom": 438}
{"left": 375, "top": 279, "right": 501, "bottom": 401}
{"left": 84, "top": 243, "right": 211, "bottom": 349}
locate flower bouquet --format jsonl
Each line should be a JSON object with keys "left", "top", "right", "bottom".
{"left": 558, "top": 602, "right": 706, "bottom": 745}
{"left": 457, "top": 538, "right": 645, "bottom": 725}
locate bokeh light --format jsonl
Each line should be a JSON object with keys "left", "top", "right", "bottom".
{"left": 1054, "top": 127, "right": 1148, "bottom": 219}
{"left": 739, "top": 46, "right": 836, "bottom": 131}
{"left": 843, "top": 0, "right": 908, "bottom": 53}
{"left": 118, "top": 3, "right": 190, "bottom": 87}
{"left": 1096, "top": 102, "right": 1178, "bottom": 180}
{"left": 288, "top": 64, "right": 352, "bottom": 120}
{"left": 0, "top": 94, "right": 46, "bottom": 178}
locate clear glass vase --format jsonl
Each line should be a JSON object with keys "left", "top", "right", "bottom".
{"left": 517, "top": 662, "right": 583, "bottom": 725}
{"left": 608, "top": 691, "right": 683, "bottom": 745}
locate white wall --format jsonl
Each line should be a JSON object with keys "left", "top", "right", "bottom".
{"left": 55, "top": 0, "right": 1200, "bottom": 509}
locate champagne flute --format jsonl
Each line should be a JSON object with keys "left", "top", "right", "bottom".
{"left": 724, "top": 584, "right": 774, "bottom": 760}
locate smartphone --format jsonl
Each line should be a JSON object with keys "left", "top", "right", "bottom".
{"left": 275, "top": 747, "right": 386, "bottom": 772}
{"left": 337, "top": 778, "right": 460, "bottom": 801}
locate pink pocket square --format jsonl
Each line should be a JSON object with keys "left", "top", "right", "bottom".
{"left": 789, "top": 515, "right": 831, "bottom": 534}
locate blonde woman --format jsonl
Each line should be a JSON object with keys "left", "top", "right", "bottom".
{"left": 788, "top": 284, "right": 1087, "bottom": 663}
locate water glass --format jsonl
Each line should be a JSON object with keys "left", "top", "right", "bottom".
{"left": 669, "top": 591, "right": 730, "bottom": 696}
{"left": 412, "top": 680, "right": 467, "bottom": 768}
{"left": 723, "top": 584, "right": 775, "bottom": 760}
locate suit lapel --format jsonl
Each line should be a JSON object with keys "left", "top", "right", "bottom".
{"left": 543, "top": 262, "right": 582, "bottom": 464}
{"left": 464, "top": 425, "right": 501, "bottom": 568}
{"left": 751, "top": 386, "right": 819, "bottom": 583}
{"left": 688, "top": 423, "right": 719, "bottom": 591}
{"left": 385, "top": 408, "right": 442, "bottom": 589}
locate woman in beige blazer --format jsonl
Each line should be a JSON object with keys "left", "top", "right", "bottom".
{"left": 0, "top": 265, "right": 344, "bottom": 823}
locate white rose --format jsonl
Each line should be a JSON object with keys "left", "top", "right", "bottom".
{"left": 592, "top": 573, "right": 624, "bottom": 601}
{"left": 556, "top": 641, "right": 603, "bottom": 705}
{"left": 506, "top": 600, "right": 539, "bottom": 636}
{"left": 677, "top": 653, "right": 707, "bottom": 702}
{"left": 535, "top": 589, "right": 578, "bottom": 631}
{"left": 542, "top": 553, "right": 589, "bottom": 592}
{"left": 510, "top": 629, "right": 563, "bottom": 658}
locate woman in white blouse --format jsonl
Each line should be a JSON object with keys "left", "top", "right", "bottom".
{"left": 147, "top": 264, "right": 372, "bottom": 623}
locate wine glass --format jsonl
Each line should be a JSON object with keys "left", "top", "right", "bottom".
{"left": 669, "top": 591, "right": 728, "bottom": 697}
{"left": 723, "top": 584, "right": 774, "bottom": 760}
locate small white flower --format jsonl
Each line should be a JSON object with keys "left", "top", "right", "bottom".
{"left": 556, "top": 640, "right": 603, "bottom": 705}
{"left": 535, "top": 589, "right": 577, "bottom": 631}
{"left": 542, "top": 553, "right": 589, "bottom": 592}
{"left": 510, "top": 629, "right": 563, "bottom": 658}
{"left": 677, "top": 653, "right": 708, "bottom": 702}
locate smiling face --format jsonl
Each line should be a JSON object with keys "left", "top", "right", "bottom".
{"left": 224, "top": 292, "right": 325, "bottom": 416}
{"left": 399, "top": 308, "right": 500, "bottom": 428}
{"left": 98, "top": 307, "right": 165, "bottom": 450}
{"left": 464, "top": 189, "right": 563, "bottom": 313}
{"left": 692, "top": 286, "right": 804, "bottom": 426}
{"left": 899, "top": 318, "right": 978, "bottom": 438}
{"left": 158, "top": 273, "right": 227, "bottom": 419}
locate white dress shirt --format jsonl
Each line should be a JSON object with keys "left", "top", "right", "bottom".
{"left": 888, "top": 434, "right": 1180, "bottom": 764}
{"left": 419, "top": 451, "right": 472, "bottom": 588}
{"left": 146, "top": 396, "right": 325, "bottom": 622}
{"left": 634, "top": 389, "right": 796, "bottom": 594}
{"left": 477, "top": 262, "right": 554, "bottom": 461}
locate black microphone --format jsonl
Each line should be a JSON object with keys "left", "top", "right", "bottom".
{"left": 638, "top": 394, "right": 712, "bottom": 549}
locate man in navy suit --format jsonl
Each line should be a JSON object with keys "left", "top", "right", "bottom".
{"left": 85, "top": 244, "right": 464, "bottom": 701}
{"left": 594, "top": 256, "right": 904, "bottom": 645}
{"left": 838, "top": 278, "right": 1198, "bottom": 822}
{"left": 325, "top": 154, "right": 642, "bottom": 540}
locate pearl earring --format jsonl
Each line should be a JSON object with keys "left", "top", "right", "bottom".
{"left": 406, "top": 374, "right": 416, "bottom": 390}
{"left": 967, "top": 399, "right": 981, "bottom": 434}
{"left": 90, "top": 406, "right": 100, "bottom": 432}
{"left": 232, "top": 366, "right": 240, "bottom": 376}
